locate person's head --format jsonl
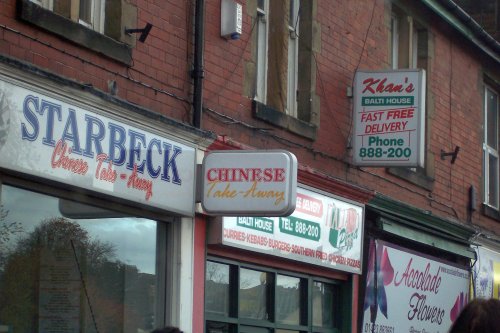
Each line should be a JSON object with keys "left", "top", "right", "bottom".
{"left": 448, "top": 298, "right": 500, "bottom": 333}
{"left": 151, "top": 327, "right": 182, "bottom": 333}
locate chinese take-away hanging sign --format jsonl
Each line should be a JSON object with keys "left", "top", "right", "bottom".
{"left": 201, "top": 150, "right": 297, "bottom": 216}
{"left": 353, "top": 70, "right": 426, "bottom": 167}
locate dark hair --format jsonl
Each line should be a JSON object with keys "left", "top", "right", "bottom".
{"left": 151, "top": 327, "right": 183, "bottom": 333}
{"left": 448, "top": 298, "right": 500, "bottom": 333}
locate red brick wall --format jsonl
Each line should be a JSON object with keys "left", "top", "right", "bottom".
{"left": 199, "top": 0, "right": 497, "bottom": 232}
{"left": 0, "top": 0, "right": 193, "bottom": 120}
{"left": 1, "top": 0, "right": 498, "bottom": 233}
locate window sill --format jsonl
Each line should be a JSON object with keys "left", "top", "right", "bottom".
{"left": 387, "top": 167, "right": 434, "bottom": 191}
{"left": 253, "top": 101, "right": 317, "bottom": 140}
{"left": 483, "top": 204, "right": 500, "bottom": 221}
{"left": 17, "top": 0, "right": 132, "bottom": 65}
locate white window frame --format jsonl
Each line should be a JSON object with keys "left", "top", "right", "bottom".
{"left": 255, "top": 0, "right": 269, "bottom": 104}
{"left": 391, "top": 10, "right": 419, "bottom": 173}
{"left": 286, "top": 0, "right": 300, "bottom": 117}
{"left": 79, "top": 0, "right": 105, "bottom": 33}
{"left": 391, "top": 13, "right": 399, "bottom": 69}
{"left": 31, "top": 0, "right": 53, "bottom": 9}
{"left": 484, "top": 85, "right": 500, "bottom": 209}
{"left": 391, "top": 12, "right": 418, "bottom": 70}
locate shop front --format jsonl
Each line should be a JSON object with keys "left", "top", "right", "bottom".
{"left": 472, "top": 238, "right": 500, "bottom": 300}
{"left": 361, "top": 194, "right": 476, "bottom": 333}
{"left": 0, "top": 64, "right": 203, "bottom": 333}
{"left": 204, "top": 184, "right": 366, "bottom": 333}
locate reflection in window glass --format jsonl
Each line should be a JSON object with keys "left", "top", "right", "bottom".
{"left": 276, "top": 275, "right": 300, "bottom": 325}
{"left": 239, "top": 268, "right": 268, "bottom": 320}
{"left": 79, "top": 0, "right": 92, "bottom": 25}
{"left": 484, "top": 86, "right": 500, "bottom": 209}
{"left": 486, "top": 87, "right": 498, "bottom": 150}
{"left": 0, "top": 185, "right": 161, "bottom": 333}
{"left": 240, "top": 326, "right": 270, "bottom": 333}
{"left": 489, "top": 154, "right": 499, "bottom": 206}
{"left": 206, "top": 261, "right": 230, "bottom": 315}
{"left": 312, "top": 281, "right": 337, "bottom": 328}
{"left": 206, "top": 321, "right": 231, "bottom": 333}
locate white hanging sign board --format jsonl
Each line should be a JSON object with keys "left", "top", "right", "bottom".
{"left": 201, "top": 150, "right": 297, "bottom": 216}
{"left": 353, "top": 70, "right": 426, "bottom": 167}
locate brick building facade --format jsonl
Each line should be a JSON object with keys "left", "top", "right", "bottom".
{"left": 0, "top": 0, "right": 499, "bottom": 332}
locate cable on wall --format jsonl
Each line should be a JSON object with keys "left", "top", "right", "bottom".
{"left": 205, "top": 106, "right": 345, "bottom": 161}
{"left": 205, "top": 16, "right": 257, "bottom": 104}
{"left": 0, "top": 24, "right": 191, "bottom": 105}
{"left": 346, "top": 0, "right": 379, "bottom": 149}
{"left": 0, "top": 21, "right": 465, "bottom": 224}
{"left": 71, "top": 239, "right": 100, "bottom": 333}
{"left": 204, "top": 104, "right": 462, "bottom": 218}
{"left": 448, "top": 37, "right": 455, "bottom": 202}
{"left": 313, "top": 52, "right": 348, "bottom": 145}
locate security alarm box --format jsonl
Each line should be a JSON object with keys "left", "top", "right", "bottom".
{"left": 221, "top": 0, "right": 242, "bottom": 40}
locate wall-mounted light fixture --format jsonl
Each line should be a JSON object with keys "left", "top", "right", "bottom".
{"left": 125, "top": 23, "right": 153, "bottom": 43}
{"left": 441, "top": 146, "right": 460, "bottom": 164}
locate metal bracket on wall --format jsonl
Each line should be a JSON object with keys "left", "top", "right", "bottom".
{"left": 125, "top": 23, "right": 153, "bottom": 43}
{"left": 440, "top": 146, "right": 460, "bottom": 164}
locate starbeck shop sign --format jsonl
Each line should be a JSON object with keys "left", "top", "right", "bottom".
{"left": 220, "top": 186, "right": 364, "bottom": 274}
{"left": 353, "top": 70, "right": 426, "bottom": 167}
{"left": 201, "top": 150, "right": 297, "bottom": 216}
{"left": 0, "top": 78, "right": 196, "bottom": 215}
{"left": 362, "top": 240, "right": 470, "bottom": 333}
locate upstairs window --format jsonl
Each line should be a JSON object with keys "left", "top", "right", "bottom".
{"left": 286, "top": 0, "right": 299, "bottom": 117}
{"left": 78, "top": 0, "right": 103, "bottom": 30}
{"left": 252, "top": 0, "right": 318, "bottom": 140}
{"left": 256, "top": 0, "right": 299, "bottom": 115}
{"left": 29, "top": 0, "right": 105, "bottom": 33}
{"left": 391, "top": 9, "right": 419, "bottom": 70}
{"left": 19, "top": 0, "right": 133, "bottom": 64}
{"left": 484, "top": 85, "right": 499, "bottom": 210}
{"left": 387, "top": 6, "right": 434, "bottom": 189}
{"left": 255, "top": 0, "right": 268, "bottom": 104}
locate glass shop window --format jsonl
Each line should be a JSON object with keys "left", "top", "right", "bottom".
{"left": 0, "top": 184, "right": 166, "bottom": 333}
{"left": 205, "top": 260, "right": 343, "bottom": 333}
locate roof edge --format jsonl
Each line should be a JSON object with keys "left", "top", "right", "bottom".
{"left": 421, "top": 0, "right": 500, "bottom": 64}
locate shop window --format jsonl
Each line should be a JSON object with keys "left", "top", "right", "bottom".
{"left": 205, "top": 260, "right": 343, "bottom": 333}
{"left": 17, "top": 0, "right": 133, "bottom": 65}
{"left": 252, "top": 0, "right": 318, "bottom": 140}
{"left": 239, "top": 268, "right": 270, "bottom": 320}
{"left": 205, "top": 261, "right": 230, "bottom": 316}
{"left": 387, "top": 6, "right": 434, "bottom": 190}
{"left": 312, "top": 281, "right": 338, "bottom": 328}
{"left": 0, "top": 184, "right": 167, "bottom": 332}
{"left": 276, "top": 275, "right": 301, "bottom": 325}
{"left": 483, "top": 85, "right": 500, "bottom": 214}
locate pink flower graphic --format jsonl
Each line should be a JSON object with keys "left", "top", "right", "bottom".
{"left": 450, "top": 292, "right": 468, "bottom": 322}
{"left": 364, "top": 240, "right": 395, "bottom": 323}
